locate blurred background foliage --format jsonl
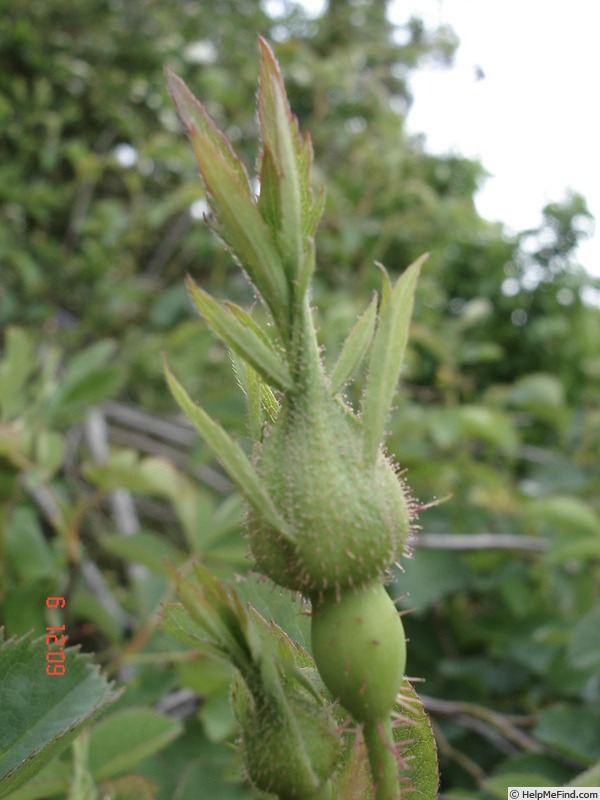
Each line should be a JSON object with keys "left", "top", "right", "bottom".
{"left": 1, "top": 0, "right": 599, "bottom": 797}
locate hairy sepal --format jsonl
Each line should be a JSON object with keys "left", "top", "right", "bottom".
{"left": 186, "top": 276, "right": 293, "bottom": 391}
{"left": 166, "top": 67, "right": 290, "bottom": 335}
{"left": 257, "top": 37, "right": 323, "bottom": 305}
{"left": 329, "top": 292, "right": 378, "bottom": 395}
{"left": 362, "top": 255, "right": 427, "bottom": 465}
{"left": 164, "top": 362, "right": 292, "bottom": 542}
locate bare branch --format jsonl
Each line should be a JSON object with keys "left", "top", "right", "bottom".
{"left": 413, "top": 533, "right": 546, "bottom": 552}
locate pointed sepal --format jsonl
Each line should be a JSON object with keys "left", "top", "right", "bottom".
{"left": 231, "top": 352, "right": 280, "bottom": 442}
{"left": 329, "top": 292, "right": 378, "bottom": 396}
{"left": 257, "top": 37, "right": 322, "bottom": 301}
{"left": 362, "top": 254, "right": 427, "bottom": 465}
{"left": 186, "top": 276, "right": 293, "bottom": 391}
{"left": 165, "top": 67, "right": 290, "bottom": 335}
{"left": 163, "top": 362, "right": 292, "bottom": 541}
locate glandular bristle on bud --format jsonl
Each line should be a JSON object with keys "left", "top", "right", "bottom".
{"left": 247, "top": 374, "right": 410, "bottom": 596}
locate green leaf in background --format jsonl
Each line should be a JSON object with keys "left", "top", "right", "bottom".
{"left": 567, "top": 606, "right": 600, "bottom": 670}
{"left": 5, "top": 505, "right": 56, "bottom": 581}
{"left": 45, "top": 340, "right": 122, "bottom": 421}
{"left": 507, "top": 372, "right": 566, "bottom": 423}
{"left": 457, "top": 405, "right": 519, "bottom": 456}
{"left": 69, "top": 588, "right": 124, "bottom": 645}
{"left": 86, "top": 453, "right": 242, "bottom": 558}
{"left": 362, "top": 255, "right": 426, "bottom": 465}
{"left": 99, "top": 531, "right": 186, "bottom": 575}
{"left": 527, "top": 495, "right": 600, "bottom": 537}
{"left": 393, "top": 549, "right": 472, "bottom": 613}
{"left": 0, "top": 327, "right": 36, "bottom": 421}
{"left": 86, "top": 708, "right": 182, "bottom": 781}
{"left": 186, "top": 276, "right": 293, "bottom": 391}
{"left": 534, "top": 703, "right": 600, "bottom": 765}
{"left": 427, "top": 405, "right": 519, "bottom": 454}
{"left": 135, "top": 718, "right": 251, "bottom": 800}
{"left": 32, "top": 430, "right": 64, "bottom": 482}
{"left": 1, "top": 585, "right": 50, "bottom": 639}
{"left": 176, "top": 656, "right": 235, "bottom": 742}
{"left": 569, "top": 759, "right": 600, "bottom": 788}
{"left": 485, "top": 753, "right": 574, "bottom": 795}
{"left": 233, "top": 573, "right": 311, "bottom": 652}
{"left": 0, "top": 632, "right": 120, "bottom": 799}
{"left": 329, "top": 293, "right": 378, "bottom": 396}
{"left": 526, "top": 495, "right": 600, "bottom": 562}
{"left": 84, "top": 449, "right": 172, "bottom": 494}
{"left": 7, "top": 710, "right": 177, "bottom": 800}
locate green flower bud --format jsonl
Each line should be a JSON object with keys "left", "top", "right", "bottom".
{"left": 311, "top": 581, "right": 406, "bottom": 724}
{"left": 247, "top": 378, "right": 410, "bottom": 596}
{"left": 233, "top": 677, "right": 340, "bottom": 798}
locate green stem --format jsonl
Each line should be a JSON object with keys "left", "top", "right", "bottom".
{"left": 363, "top": 716, "right": 400, "bottom": 800}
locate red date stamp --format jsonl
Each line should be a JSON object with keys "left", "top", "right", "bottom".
{"left": 45, "top": 596, "right": 66, "bottom": 676}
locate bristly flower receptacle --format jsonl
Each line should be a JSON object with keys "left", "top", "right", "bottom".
{"left": 247, "top": 375, "right": 411, "bottom": 595}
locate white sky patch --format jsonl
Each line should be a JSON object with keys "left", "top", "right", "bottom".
{"left": 393, "top": 0, "right": 599, "bottom": 276}
{"left": 190, "top": 198, "right": 210, "bottom": 220}
{"left": 114, "top": 143, "right": 138, "bottom": 168}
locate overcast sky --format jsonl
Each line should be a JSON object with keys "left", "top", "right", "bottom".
{"left": 300, "top": 0, "right": 599, "bottom": 278}
{"left": 396, "top": 0, "right": 599, "bottom": 278}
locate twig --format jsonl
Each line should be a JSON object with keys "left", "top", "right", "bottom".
{"left": 420, "top": 694, "right": 543, "bottom": 753}
{"left": 98, "top": 404, "right": 548, "bottom": 553}
{"left": 101, "top": 401, "right": 232, "bottom": 493}
{"left": 144, "top": 212, "right": 193, "bottom": 275}
{"left": 22, "top": 477, "right": 134, "bottom": 630}
{"left": 106, "top": 425, "right": 231, "bottom": 493}
{"left": 63, "top": 127, "right": 116, "bottom": 252}
{"left": 102, "top": 400, "right": 197, "bottom": 446}
{"left": 429, "top": 718, "right": 487, "bottom": 783}
{"left": 79, "top": 560, "right": 137, "bottom": 629}
{"left": 154, "top": 688, "right": 202, "bottom": 720}
{"left": 413, "top": 533, "right": 546, "bottom": 552}
{"left": 85, "top": 409, "right": 141, "bottom": 538}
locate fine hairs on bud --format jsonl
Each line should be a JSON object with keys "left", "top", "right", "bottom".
{"left": 247, "top": 377, "right": 411, "bottom": 597}
{"left": 233, "top": 676, "right": 341, "bottom": 797}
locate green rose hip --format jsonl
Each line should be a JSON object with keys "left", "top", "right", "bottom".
{"left": 312, "top": 582, "right": 407, "bottom": 800}
{"left": 311, "top": 581, "right": 406, "bottom": 723}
